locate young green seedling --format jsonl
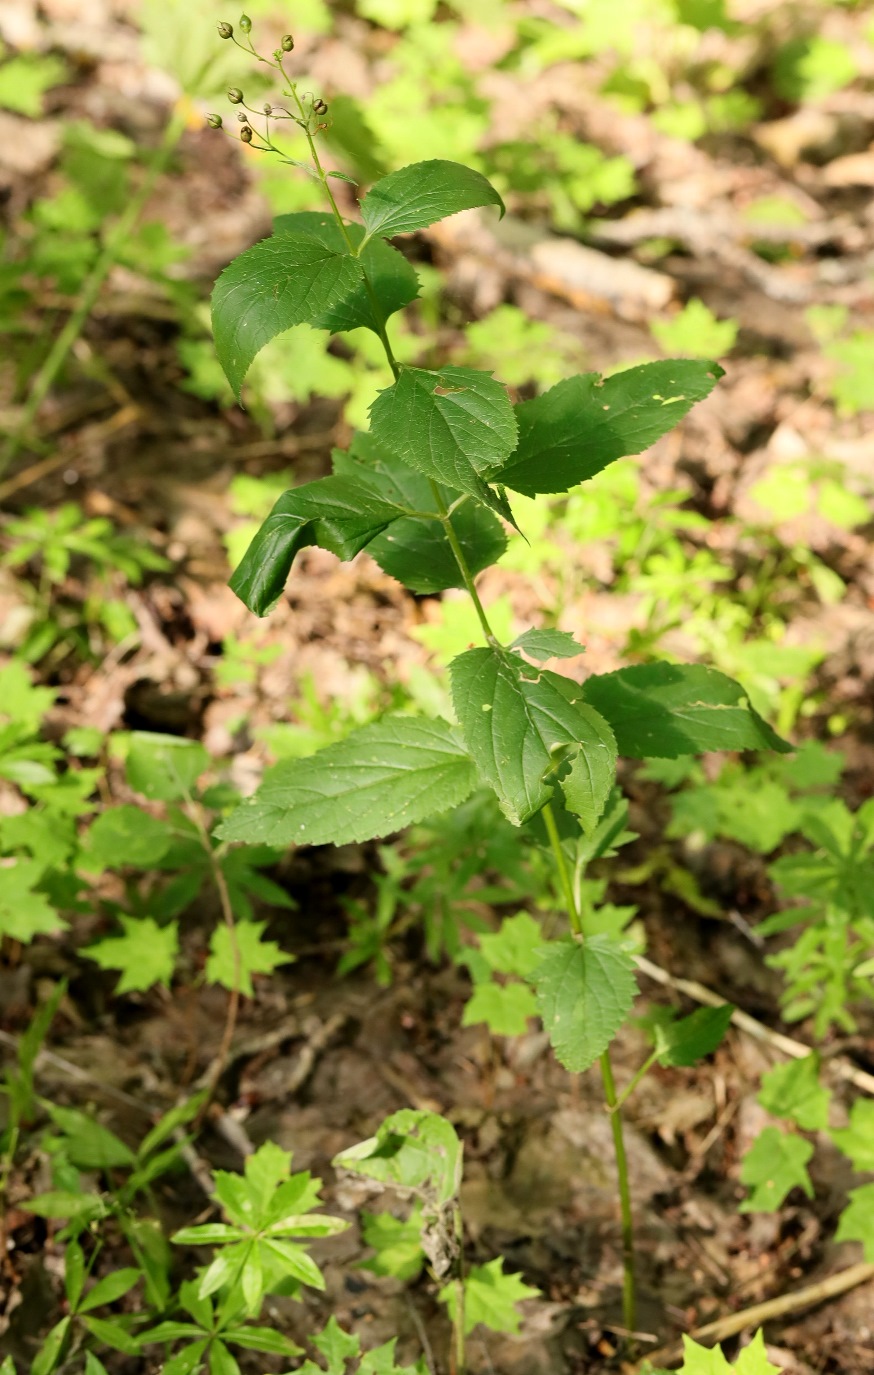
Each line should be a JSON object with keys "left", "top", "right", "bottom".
{"left": 207, "top": 14, "right": 790, "bottom": 1345}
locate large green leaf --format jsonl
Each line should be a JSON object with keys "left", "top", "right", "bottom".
{"left": 654, "top": 1004, "right": 734, "bottom": 1068}
{"left": 273, "top": 213, "right": 419, "bottom": 332}
{"left": 216, "top": 716, "right": 477, "bottom": 847}
{"left": 229, "top": 475, "right": 403, "bottom": 615}
{"left": 333, "top": 1109, "right": 462, "bottom": 1206}
{"left": 450, "top": 647, "right": 616, "bottom": 825}
{"left": 368, "top": 365, "right": 517, "bottom": 515}
{"left": 334, "top": 434, "right": 507, "bottom": 591}
{"left": 212, "top": 232, "right": 362, "bottom": 398}
{"left": 582, "top": 663, "right": 791, "bottom": 758}
{"left": 359, "top": 159, "right": 504, "bottom": 244}
{"left": 494, "top": 361, "right": 724, "bottom": 496}
{"left": 559, "top": 713, "right": 618, "bottom": 834}
{"left": 531, "top": 935, "right": 637, "bottom": 1073}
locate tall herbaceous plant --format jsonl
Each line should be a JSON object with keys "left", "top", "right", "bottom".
{"left": 207, "top": 15, "right": 791, "bottom": 1334}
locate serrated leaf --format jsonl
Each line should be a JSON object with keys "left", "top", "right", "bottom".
{"left": 229, "top": 476, "right": 403, "bottom": 616}
{"left": 440, "top": 1258, "right": 539, "bottom": 1336}
{"left": 334, "top": 1109, "right": 461, "bottom": 1207}
{"left": 581, "top": 663, "right": 791, "bottom": 758}
{"left": 739, "top": 1127, "right": 814, "bottom": 1212}
{"left": 835, "top": 1181, "right": 874, "bottom": 1260}
{"left": 217, "top": 715, "right": 477, "bottom": 847}
{"left": 205, "top": 918, "right": 293, "bottom": 997}
{"left": 531, "top": 935, "right": 637, "bottom": 1073}
{"left": 831, "top": 1100, "right": 874, "bottom": 1170}
{"left": 273, "top": 214, "right": 419, "bottom": 333}
{"left": 462, "top": 981, "right": 538, "bottom": 1036}
{"left": 655, "top": 1004, "right": 734, "bottom": 1068}
{"left": 494, "top": 361, "right": 723, "bottom": 496}
{"left": 359, "top": 159, "right": 504, "bottom": 243}
{"left": 559, "top": 711, "right": 618, "bottom": 834}
{"left": 334, "top": 434, "right": 507, "bottom": 592}
{"left": 84, "top": 915, "right": 179, "bottom": 994}
{"left": 510, "top": 629, "right": 585, "bottom": 661}
{"left": 212, "top": 233, "right": 362, "bottom": 398}
{"left": 758, "top": 1055, "right": 830, "bottom": 1131}
{"left": 450, "top": 648, "right": 615, "bottom": 825}
{"left": 369, "top": 365, "right": 517, "bottom": 515}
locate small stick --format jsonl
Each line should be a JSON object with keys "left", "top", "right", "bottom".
{"left": 645, "top": 1261, "right": 874, "bottom": 1367}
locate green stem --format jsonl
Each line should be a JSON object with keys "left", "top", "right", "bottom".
{"left": 543, "top": 802, "right": 637, "bottom": 1334}
{"left": 610, "top": 1048, "right": 659, "bottom": 1114}
{"left": 0, "top": 111, "right": 185, "bottom": 478}
{"left": 428, "top": 480, "right": 496, "bottom": 644}
{"left": 452, "top": 1201, "right": 466, "bottom": 1375}
{"left": 600, "top": 1049, "right": 636, "bottom": 1334}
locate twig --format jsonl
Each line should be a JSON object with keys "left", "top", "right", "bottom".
{"left": 644, "top": 1262, "right": 874, "bottom": 1367}
{"left": 636, "top": 955, "right": 874, "bottom": 1096}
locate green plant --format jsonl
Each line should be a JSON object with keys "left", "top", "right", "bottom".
{"left": 200, "top": 17, "right": 796, "bottom": 1352}
{"left": 1, "top": 502, "right": 168, "bottom": 663}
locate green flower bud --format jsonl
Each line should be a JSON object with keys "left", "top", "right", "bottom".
{"left": 313, "top": 97, "right": 327, "bottom": 115}
{"left": 227, "top": 87, "right": 243, "bottom": 103}
{"left": 239, "top": 13, "right": 251, "bottom": 31}
{"left": 217, "top": 20, "right": 233, "bottom": 38}
{"left": 281, "top": 33, "right": 294, "bottom": 51}
{"left": 206, "top": 113, "right": 223, "bottom": 128}
{"left": 240, "top": 124, "right": 253, "bottom": 142}
{"left": 263, "top": 103, "right": 272, "bottom": 115}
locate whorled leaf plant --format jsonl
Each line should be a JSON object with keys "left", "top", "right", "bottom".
{"left": 205, "top": 14, "right": 790, "bottom": 1344}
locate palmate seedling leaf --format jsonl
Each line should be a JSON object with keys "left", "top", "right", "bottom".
{"left": 531, "top": 935, "right": 638, "bottom": 1074}
{"left": 831, "top": 1100, "right": 874, "bottom": 1170}
{"left": 835, "top": 1182, "right": 874, "bottom": 1260}
{"left": 212, "top": 232, "right": 362, "bottom": 399}
{"left": 450, "top": 647, "right": 616, "bottom": 826}
{"left": 462, "top": 981, "right": 538, "bottom": 1037}
{"left": 216, "top": 715, "right": 477, "bottom": 848}
{"left": 655, "top": 1004, "right": 734, "bottom": 1068}
{"left": 510, "top": 628, "right": 585, "bottom": 661}
{"left": 334, "top": 1109, "right": 462, "bottom": 1207}
{"left": 359, "top": 159, "right": 504, "bottom": 244}
{"left": 493, "top": 361, "right": 724, "bottom": 496}
{"left": 739, "top": 1127, "right": 814, "bottom": 1212}
{"left": 478, "top": 912, "right": 543, "bottom": 977}
{"left": 582, "top": 663, "right": 791, "bottom": 758}
{"left": 679, "top": 1330, "right": 782, "bottom": 1375}
{"left": 83, "top": 915, "right": 179, "bottom": 994}
{"left": 334, "top": 433, "right": 507, "bottom": 592}
{"left": 273, "top": 214, "right": 419, "bottom": 333}
{"left": 229, "top": 475, "right": 403, "bottom": 616}
{"left": 0, "top": 859, "right": 65, "bottom": 943}
{"left": 205, "top": 918, "right": 293, "bottom": 997}
{"left": 440, "top": 1258, "right": 540, "bottom": 1336}
{"left": 758, "top": 1054, "right": 831, "bottom": 1131}
{"left": 368, "top": 365, "right": 517, "bottom": 517}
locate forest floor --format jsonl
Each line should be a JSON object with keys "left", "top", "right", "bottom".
{"left": 1, "top": 1, "right": 874, "bottom": 1372}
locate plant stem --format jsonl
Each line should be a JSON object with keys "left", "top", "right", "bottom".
{"left": 543, "top": 801, "right": 637, "bottom": 1334}
{"left": 0, "top": 110, "right": 185, "bottom": 478}
{"left": 610, "top": 1049, "right": 659, "bottom": 1114}
{"left": 451, "top": 1200, "right": 466, "bottom": 1375}
{"left": 600, "top": 1049, "right": 636, "bottom": 1334}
